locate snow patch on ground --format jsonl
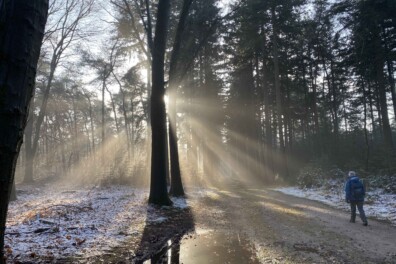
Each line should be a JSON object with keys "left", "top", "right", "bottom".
{"left": 172, "top": 197, "right": 189, "bottom": 209}
{"left": 274, "top": 185, "right": 396, "bottom": 226}
{"left": 4, "top": 185, "right": 188, "bottom": 263}
{"left": 147, "top": 216, "right": 168, "bottom": 224}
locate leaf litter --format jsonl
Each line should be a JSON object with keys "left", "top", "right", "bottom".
{"left": 4, "top": 185, "right": 179, "bottom": 263}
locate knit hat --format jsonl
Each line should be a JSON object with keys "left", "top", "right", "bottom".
{"left": 348, "top": 171, "right": 356, "bottom": 177}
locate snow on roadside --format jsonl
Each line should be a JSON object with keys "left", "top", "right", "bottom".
{"left": 274, "top": 185, "right": 396, "bottom": 226}
{"left": 4, "top": 185, "right": 161, "bottom": 262}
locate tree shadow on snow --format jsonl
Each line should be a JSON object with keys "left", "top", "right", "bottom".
{"left": 133, "top": 201, "right": 195, "bottom": 264}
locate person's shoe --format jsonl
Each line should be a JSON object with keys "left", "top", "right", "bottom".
{"left": 363, "top": 222, "right": 368, "bottom": 226}
{"left": 349, "top": 219, "right": 355, "bottom": 223}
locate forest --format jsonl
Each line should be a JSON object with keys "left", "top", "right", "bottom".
{"left": 0, "top": 0, "right": 395, "bottom": 263}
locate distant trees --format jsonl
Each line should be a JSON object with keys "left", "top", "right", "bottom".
{"left": 11, "top": 0, "right": 154, "bottom": 188}
{"left": 349, "top": 0, "right": 395, "bottom": 151}
{"left": 0, "top": 0, "right": 49, "bottom": 261}
{"left": 5, "top": 0, "right": 395, "bottom": 215}
{"left": 329, "top": 0, "right": 396, "bottom": 169}
{"left": 218, "top": 0, "right": 396, "bottom": 180}
{"left": 24, "top": 0, "right": 94, "bottom": 183}
{"left": 223, "top": 0, "right": 305, "bottom": 181}
{"left": 80, "top": 39, "right": 123, "bottom": 145}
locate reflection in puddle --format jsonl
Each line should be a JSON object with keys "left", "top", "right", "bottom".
{"left": 143, "top": 239, "right": 177, "bottom": 264}
{"left": 144, "top": 231, "right": 259, "bottom": 264}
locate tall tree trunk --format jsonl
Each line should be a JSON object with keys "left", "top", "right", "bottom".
{"left": 302, "top": 57, "right": 312, "bottom": 152}
{"left": 263, "top": 58, "right": 273, "bottom": 180}
{"left": 83, "top": 115, "right": 91, "bottom": 154}
{"left": 71, "top": 88, "right": 79, "bottom": 163}
{"left": 30, "top": 46, "right": 61, "bottom": 178}
{"left": 105, "top": 86, "right": 120, "bottom": 133}
{"left": 254, "top": 52, "right": 265, "bottom": 174}
{"left": 9, "top": 182, "right": 16, "bottom": 202}
{"left": 130, "top": 98, "right": 135, "bottom": 160}
{"left": 149, "top": 0, "right": 172, "bottom": 206}
{"left": 375, "top": 86, "right": 383, "bottom": 137}
{"left": 367, "top": 82, "right": 376, "bottom": 138}
{"left": 382, "top": 25, "right": 396, "bottom": 122}
{"left": 271, "top": 6, "right": 288, "bottom": 179}
{"left": 146, "top": 64, "right": 152, "bottom": 178}
{"left": 309, "top": 48, "right": 320, "bottom": 143}
{"left": 168, "top": 0, "right": 193, "bottom": 197}
{"left": 57, "top": 118, "right": 66, "bottom": 173}
{"left": 386, "top": 60, "right": 396, "bottom": 122}
{"left": 87, "top": 96, "right": 95, "bottom": 156}
{"left": 330, "top": 59, "right": 339, "bottom": 156}
{"left": 113, "top": 73, "right": 131, "bottom": 157}
{"left": 0, "top": 0, "right": 48, "bottom": 261}
{"left": 286, "top": 81, "right": 293, "bottom": 152}
{"left": 376, "top": 59, "right": 394, "bottom": 151}
{"left": 24, "top": 109, "right": 35, "bottom": 183}
{"left": 101, "top": 77, "right": 106, "bottom": 143}
{"left": 168, "top": 105, "right": 183, "bottom": 195}
{"left": 361, "top": 79, "right": 370, "bottom": 171}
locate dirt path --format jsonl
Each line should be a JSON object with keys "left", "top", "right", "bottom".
{"left": 83, "top": 184, "right": 395, "bottom": 263}
{"left": 190, "top": 186, "right": 396, "bottom": 263}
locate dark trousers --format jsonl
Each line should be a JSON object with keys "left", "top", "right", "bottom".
{"left": 350, "top": 201, "right": 367, "bottom": 223}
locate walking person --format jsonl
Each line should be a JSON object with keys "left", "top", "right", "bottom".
{"left": 345, "top": 171, "right": 368, "bottom": 226}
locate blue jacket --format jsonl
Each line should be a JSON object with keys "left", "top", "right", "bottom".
{"left": 345, "top": 176, "right": 365, "bottom": 202}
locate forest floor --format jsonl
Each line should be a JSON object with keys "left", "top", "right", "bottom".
{"left": 4, "top": 181, "right": 396, "bottom": 263}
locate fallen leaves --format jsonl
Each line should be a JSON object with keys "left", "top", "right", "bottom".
{"left": 5, "top": 246, "right": 12, "bottom": 255}
{"left": 5, "top": 186, "right": 147, "bottom": 262}
{"left": 74, "top": 238, "right": 86, "bottom": 246}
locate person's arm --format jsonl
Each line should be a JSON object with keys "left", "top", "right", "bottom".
{"left": 345, "top": 180, "right": 351, "bottom": 202}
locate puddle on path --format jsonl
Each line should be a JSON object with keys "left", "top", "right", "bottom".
{"left": 144, "top": 231, "right": 259, "bottom": 264}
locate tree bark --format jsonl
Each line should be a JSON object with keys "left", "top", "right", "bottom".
{"left": 168, "top": 0, "right": 193, "bottom": 197}
{"left": 372, "top": 21, "right": 394, "bottom": 151}
{"left": 105, "top": 86, "right": 120, "bottom": 133}
{"left": 113, "top": 73, "right": 131, "bottom": 157}
{"left": 263, "top": 58, "right": 274, "bottom": 180}
{"left": 30, "top": 44, "right": 61, "bottom": 178}
{"left": 24, "top": 102, "right": 35, "bottom": 183}
{"left": 85, "top": 95, "right": 95, "bottom": 156}
{"left": 9, "top": 182, "right": 16, "bottom": 202}
{"left": 71, "top": 86, "right": 79, "bottom": 163}
{"left": 361, "top": 79, "right": 370, "bottom": 171}
{"left": 330, "top": 59, "right": 339, "bottom": 156}
{"left": 271, "top": 5, "right": 288, "bottom": 179}
{"left": 376, "top": 59, "right": 394, "bottom": 151}
{"left": 367, "top": 82, "right": 376, "bottom": 137}
{"left": 0, "top": 0, "right": 48, "bottom": 261}
{"left": 102, "top": 77, "right": 106, "bottom": 143}
{"left": 386, "top": 60, "right": 396, "bottom": 122}
{"left": 149, "top": 0, "right": 172, "bottom": 206}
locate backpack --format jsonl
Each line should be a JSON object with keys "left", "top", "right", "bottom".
{"left": 350, "top": 177, "right": 365, "bottom": 200}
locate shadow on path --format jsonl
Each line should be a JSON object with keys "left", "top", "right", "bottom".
{"left": 133, "top": 204, "right": 195, "bottom": 263}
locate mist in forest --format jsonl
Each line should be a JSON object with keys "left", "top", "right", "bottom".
{"left": 1, "top": 0, "right": 396, "bottom": 262}
{"left": 11, "top": 0, "right": 396, "bottom": 191}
